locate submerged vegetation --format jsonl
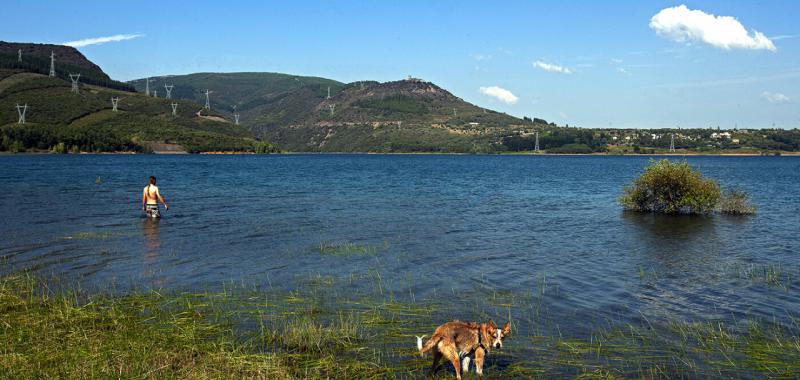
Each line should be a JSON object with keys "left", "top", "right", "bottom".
{"left": 620, "top": 159, "right": 756, "bottom": 215}
{"left": 1, "top": 271, "right": 798, "bottom": 379}
{"left": 719, "top": 189, "right": 757, "bottom": 215}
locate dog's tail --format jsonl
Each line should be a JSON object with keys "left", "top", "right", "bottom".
{"left": 416, "top": 334, "right": 440, "bottom": 357}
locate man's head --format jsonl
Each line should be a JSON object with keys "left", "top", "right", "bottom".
{"left": 149, "top": 176, "right": 156, "bottom": 185}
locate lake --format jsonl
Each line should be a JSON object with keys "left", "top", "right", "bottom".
{"left": 1, "top": 154, "right": 799, "bottom": 339}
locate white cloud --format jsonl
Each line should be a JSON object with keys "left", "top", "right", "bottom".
{"left": 559, "top": 111, "right": 569, "bottom": 119}
{"left": 533, "top": 60, "right": 572, "bottom": 74}
{"left": 761, "top": 91, "right": 791, "bottom": 103}
{"left": 472, "top": 54, "right": 492, "bottom": 61}
{"left": 479, "top": 86, "right": 519, "bottom": 105}
{"left": 63, "top": 33, "right": 144, "bottom": 47}
{"left": 616, "top": 67, "right": 630, "bottom": 75}
{"left": 610, "top": 58, "right": 624, "bottom": 64}
{"left": 650, "top": 5, "right": 775, "bottom": 51}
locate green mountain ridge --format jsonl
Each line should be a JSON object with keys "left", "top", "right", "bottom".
{"left": 130, "top": 73, "right": 540, "bottom": 152}
{"left": 1, "top": 42, "right": 274, "bottom": 153}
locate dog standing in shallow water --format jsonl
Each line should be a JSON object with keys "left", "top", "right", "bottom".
{"left": 416, "top": 320, "right": 510, "bottom": 379}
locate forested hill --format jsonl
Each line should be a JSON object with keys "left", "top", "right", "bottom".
{"left": 0, "top": 42, "right": 275, "bottom": 154}
{"left": 131, "top": 73, "right": 543, "bottom": 152}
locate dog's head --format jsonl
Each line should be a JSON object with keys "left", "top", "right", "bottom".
{"left": 482, "top": 320, "right": 511, "bottom": 350}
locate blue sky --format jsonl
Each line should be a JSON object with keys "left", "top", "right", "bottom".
{"left": 3, "top": 0, "right": 798, "bottom": 129}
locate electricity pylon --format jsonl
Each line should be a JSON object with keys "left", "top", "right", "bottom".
{"left": 69, "top": 74, "right": 81, "bottom": 94}
{"left": 16, "top": 103, "right": 28, "bottom": 124}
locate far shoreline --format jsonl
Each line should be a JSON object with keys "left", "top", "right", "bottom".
{"left": 1, "top": 151, "right": 798, "bottom": 157}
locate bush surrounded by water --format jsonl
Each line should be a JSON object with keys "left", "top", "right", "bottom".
{"left": 620, "top": 159, "right": 722, "bottom": 214}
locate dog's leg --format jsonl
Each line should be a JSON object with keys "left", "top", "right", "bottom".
{"left": 461, "top": 356, "right": 471, "bottom": 373}
{"left": 442, "top": 346, "right": 462, "bottom": 380}
{"left": 474, "top": 347, "right": 486, "bottom": 378}
{"left": 429, "top": 351, "right": 442, "bottom": 375}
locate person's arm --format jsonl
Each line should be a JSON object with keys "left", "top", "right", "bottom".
{"left": 142, "top": 188, "right": 147, "bottom": 210}
{"left": 156, "top": 188, "right": 168, "bottom": 210}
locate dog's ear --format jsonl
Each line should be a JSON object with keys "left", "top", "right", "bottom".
{"left": 487, "top": 320, "right": 496, "bottom": 329}
{"left": 502, "top": 321, "right": 511, "bottom": 335}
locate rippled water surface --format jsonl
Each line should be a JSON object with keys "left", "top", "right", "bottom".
{"left": 2, "top": 154, "right": 799, "bottom": 332}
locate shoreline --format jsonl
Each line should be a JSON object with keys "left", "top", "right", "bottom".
{"left": 2, "top": 151, "right": 798, "bottom": 156}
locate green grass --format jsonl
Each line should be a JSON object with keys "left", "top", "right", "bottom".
{"left": 1, "top": 271, "right": 798, "bottom": 379}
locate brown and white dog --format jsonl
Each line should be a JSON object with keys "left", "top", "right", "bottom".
{"left": 416, "top": 320, "right": 511, "bottom": 379}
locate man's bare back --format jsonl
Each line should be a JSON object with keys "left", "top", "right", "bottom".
{"left": 142, "top": 176, "right": 168, "bottom": 218}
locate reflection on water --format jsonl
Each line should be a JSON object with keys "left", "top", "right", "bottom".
{"left": 141, "top": 218, "right": 166, "bottom": 287}
{"left": 622, "top": 211, "right": 720, "bottom": 267}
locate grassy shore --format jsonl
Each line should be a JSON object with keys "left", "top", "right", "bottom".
{"left": 1, "top": 272, "right": 798, "bottom": 379}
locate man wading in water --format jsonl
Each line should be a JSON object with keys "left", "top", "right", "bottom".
{"left": 142, "top": 176, "right": 168, "bottom": 218}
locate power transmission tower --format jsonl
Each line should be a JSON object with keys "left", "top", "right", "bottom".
{"left": 669, "top": 133, "right": 675, "bottom": 152}
{"left": 453, "top": 108, "right": 457, "bottom": 117}
{"left": 360, "top": 81, "right": 364, "bottom": 90}
{"left": 164, "top": 84, "right": 174, "bottom": 99}
{"left": 145, "top": 78, "right": 155, "bottom": 96}
{"left": 397, "top": 121, "right": 402, "bottom": 130}
{"left": 534, "top": 131, "right": 540, "bottom": 152}
{"left": 18, "top": 49, "right": 22, "bottom": 62}
{"left": 49, "top": 51, "right": 56, "bottom": 77}
{"left": 16, "top": 103, "right": 28, "bottom": 124}
{"left": 204, "top": 90, "right": 211, "bottom": 110}
{"left": 171, "top": 103, "right": 178, "bottom": 117}
{"left": 328, "top": 104, "right": 335, "bottom": 116}
{"left": 234, "top": 113, "right": 240, "bottom": 125}
{"left": 69, "top": 74, "right": 81, "bottom": 94}
{"left": 327, "top": 86, "right": 331, "bottom": 99}
{"left": 111, "top": 97, "right": 120, "bottom": 112}
{"left": 153, "top": 90, "right": 158, "bottom": 98}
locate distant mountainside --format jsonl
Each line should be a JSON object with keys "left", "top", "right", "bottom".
{"left": 131, "top": 73, "right": 540, "bottom": 152}
{"left": 0, "top": 43, "right": 274, "bottom": 153}
{"left": 0, "top": 41, "right": 134, "bottom": 92}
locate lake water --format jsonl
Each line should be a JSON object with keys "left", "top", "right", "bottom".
{"left": 2, "top": 154, "right": 799, "bottom": 336}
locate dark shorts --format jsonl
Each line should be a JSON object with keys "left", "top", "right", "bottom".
{"left": 145, "top": 204, "right": 160, "bottom": 218}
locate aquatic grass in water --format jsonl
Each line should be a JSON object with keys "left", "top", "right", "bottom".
{"left": 1, "top": 271, "right": 799, "bottom": 379}
{"left": 317, "top": 240, "right": 389, "bottom": 256}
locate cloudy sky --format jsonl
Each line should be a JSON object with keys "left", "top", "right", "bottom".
{"left": 3, "top": 0, "right": 797, "bottom": 129}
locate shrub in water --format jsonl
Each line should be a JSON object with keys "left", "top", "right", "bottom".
{"left": 719, "top": 189, "right": 756, "bottom": 215}
{"left": 620, "top": 159, "right": 721, "bottom": 214}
